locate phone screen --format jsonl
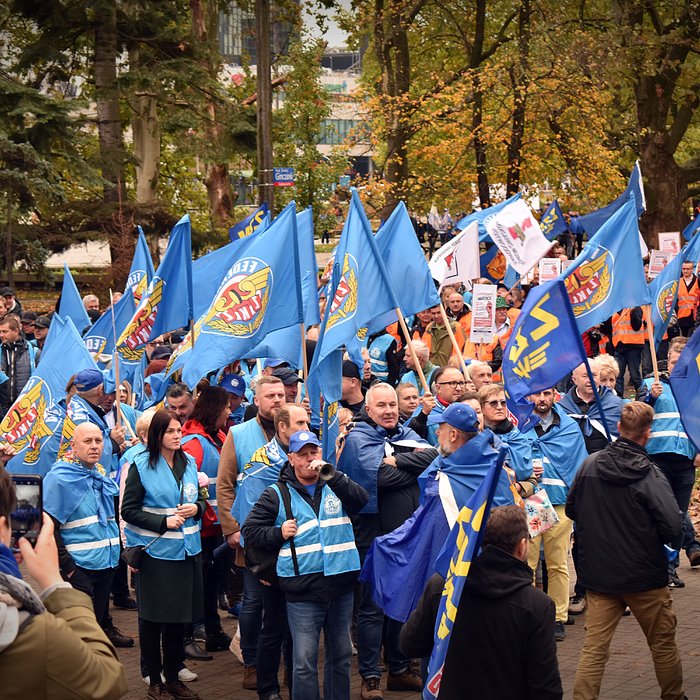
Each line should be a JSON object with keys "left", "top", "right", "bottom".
{"left": 10, "top": 478, "right": 42, "bottom": 546}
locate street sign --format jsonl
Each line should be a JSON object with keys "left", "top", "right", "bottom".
{"left": 273, "top": 167, "right": 295, "bottom": 187}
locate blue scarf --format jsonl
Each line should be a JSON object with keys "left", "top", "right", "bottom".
{"left": 0, "top": 544, "right": 21, "bottom": 578}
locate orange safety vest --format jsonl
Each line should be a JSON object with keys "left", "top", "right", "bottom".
{"left": 677, "top": 276, "right": 700, "bottom": 320}
{"left": 463, "top": 338, "right": 497, "bottom": 362}
{"left": 612, "top": 309, "right": 645, "bottom": 346}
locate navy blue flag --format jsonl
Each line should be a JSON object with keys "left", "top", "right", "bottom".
{"left": 502, "top": 279, "right": 589, "bottom": 431}
{"left": 669, "top": 325, "right": 700, "bottom": 451}
{"left": 229, "top": 204, "right": 270, "bottom": 241}
{"left": 540, "top": 200, "right": 568, "bottom": 241}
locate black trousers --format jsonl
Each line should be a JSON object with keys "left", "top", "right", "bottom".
{"left": 140, "top": 618, "right": 185, "bottom": 685}
{"left": 202, "top": 534, "right": 224, "bottom": 633}
{"left": 257, "top": 582, "right": 293, "bottom": 698}
{"left": 70, "top": 566, "right": 115, "bottom": 628}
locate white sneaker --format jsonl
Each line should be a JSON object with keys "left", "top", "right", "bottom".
{"left": 229, "top": 623, "right": 243, "bottom": 664}
{"left": 178, "top": 667, "right": 198, "bottom": 682}
{"left": 141, "top": 674, "right": 165, "bottom": 685}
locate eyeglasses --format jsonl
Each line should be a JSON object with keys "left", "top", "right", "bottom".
{"left": 437, "top": 381, "right": 467, "bottom": 389}
{"left": 486, "top": 399, "right": 507, "bottom": 408}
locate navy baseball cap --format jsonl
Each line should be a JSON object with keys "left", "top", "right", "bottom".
{"left": 74, "top": 368, "right": 105, "bottom": 392}
{"left": 220, "top": 373, "right": 246, "bottom": 397}
{"left": 263, "top": 358, "right": 287, "bottom": 368}
{"left": 427, "top": 403, "right": 480, "bottom": 432}
{"left": 288, "top": 430, "right": 321, "bottom": 453}
{"left": 272, "top": 368, "right": 302, "bottom": 386}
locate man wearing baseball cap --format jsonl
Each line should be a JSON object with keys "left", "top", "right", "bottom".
{"left": 243, "top": 430, "right": 368, "bottom": 700}
{"left": 31, "top": 315, "right": 51, "bottom": 350}
{"left": 219, "top": 373, "right": 247, "bottom": 426}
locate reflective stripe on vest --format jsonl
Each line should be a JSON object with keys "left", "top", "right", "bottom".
{"left": 677, "top": 277, "right": 700, "bottom": 318}
{"left": 272, "top": 484, "right": 360, "bottom": 579}
{"left": 612, "top": 310, "right": 644, "bottom": 346}
{"left": 368, "top": 334, "right": 394, "bottom": 381}
{"left": 61, "top": 488, "right": 120, "bottom": 571}
{"left": 643, "top": 379, "right": 696, "bottom": 459}
{"left": 124, "top": 451, "right": 202, "bottom": 560}
{"left": 181, "top": 434, "right": 221, "bottom": 523}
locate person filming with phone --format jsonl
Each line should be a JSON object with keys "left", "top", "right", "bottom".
{"left": 0, "top": 467, "right": 128, "bottom": 699}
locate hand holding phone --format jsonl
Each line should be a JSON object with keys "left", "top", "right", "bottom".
{"left": 10, "top": 474, "right": 42, "bottom": 549}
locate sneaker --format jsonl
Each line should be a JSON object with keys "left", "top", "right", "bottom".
{"left": 193, "top": 624, "right": 206, "bottom": 642}
{"left": 142, "top": 674, "right": 165, "bottom": 685}
{"left": 668, "top": 573, "right": 685, "bottom": 589}
{"left": 229, "top": 625, "right": 243, "bottom": 663}
{"left": 113, "top": 596, "right": 138, "bottom": 610}
{"left": 242, "top": 665, "right": 257, "bottom": 690}
{"left": 164, "top": 680, "right": 200, "bottom": 699}
{"left": 178, "top": 667, "right": 198, "bottom": 682}
{"left": 184, "top": 637, "right": 212, "bottom": 661}
{"left": 205, "top": 629, "right": 232, "bottom": 652}
{"left": 360, "top": 677, "right": 383, "bottom": 700}
{"left": 387, "top": 669, "right": 422, "bottom": 691}
{"left": 688, "top": 549, "right": 700, "bottom": 567}
{"left": 147, "top": 683, "right": 173, "bottom": 700}
{"left": 568, "top": 595, "right": 587, "bottom": 615}
{"left": 105, "top": 624, "right": 135, "bottom": 648}
{"left": 554, "top": 621, "right": 566, "bottom": 642}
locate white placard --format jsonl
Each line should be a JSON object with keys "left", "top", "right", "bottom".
{"left": 538, "top": 258, "right": 562, "bottom": 282}
{"left": 658, "top": 231, "right": 680, "bottom": 254}
{"left": 648, "top": 249, "right": 670, "bottom": 279}
{"left": 470, "top": 284, "right": 497, "bottom": 344}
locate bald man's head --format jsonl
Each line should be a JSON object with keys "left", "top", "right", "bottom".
{"left": 72, "top": 422, "right": 104, "bottom": 467}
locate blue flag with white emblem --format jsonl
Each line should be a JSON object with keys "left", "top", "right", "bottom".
{"left": 560, "top": 193, "right": 650, "bottom": 335}
{"left": 0, "top": 316, "right": 100, "bottom": 476}
{"left": 83, "top": 292, "right": 137, "bottom": 364}
{"left": 180, "top": 202, "right": 303, "bottom": 388}
{"left": 669, "top": 325, "right": 700, "bottom": 452}
{"left": 649, "top": 252, "right": 683, "bottom": 348}
{"left": 683, "top": 229, "right": 700, "bottom": 264}
{"left": 126, "top": 227, "right": 156, "bottom": 304}
{"left": 502, "top": 279, "right": 589, "bottom": 431}
{"left": 117, "top": 214, "right": 193, "bottom": 354}
{"left": 229, "top": 203, "right": 270, "bottom": 241}
{"left": 58, "top": 264, "right": 91, "bottom": 334}
{"left": 423, "top": 461, "right": 502, "bottom": 700}
{"left": 540, "top": 200, "right": 568, "bottom": 241}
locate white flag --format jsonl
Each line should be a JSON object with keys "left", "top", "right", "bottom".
{"left": 485, "top": 198, "right": 552, "bottom": 275}
{"left": 428, "top": 221, "right": 480, "bottom": 287}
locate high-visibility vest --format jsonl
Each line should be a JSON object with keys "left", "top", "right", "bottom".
{"left": 463, "top": 338, "right": 497, "bottom": 362}
{"left": 612, "top": 309, "right": 644, "bottom": 346}
{"left": 677, "top": 276, "right": 700, "bottom": 319}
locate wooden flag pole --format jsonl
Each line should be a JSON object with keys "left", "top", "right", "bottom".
{"left": 108, "top": 290, "right": 122, "bottom": 428}
{"left": 506, "top": 242, "right": 557, "bottom": 294}
{"left": 395, "top": 310, "right": 431, "bottom": 394}
{"left": 644, "top": 305, "right": 660, "bottom": 383}
{"left": 439, "top": 302, "right": 470, "bottom": 382}
{"left": 297, "top": 323, "right": 308, "bottom": 404}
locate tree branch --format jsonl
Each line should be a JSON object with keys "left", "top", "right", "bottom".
{"left": 481, "top": 10, "right": 517, "bottom": 62}
{"left": 667, "top": 87, "right": 700, "bottom": 154}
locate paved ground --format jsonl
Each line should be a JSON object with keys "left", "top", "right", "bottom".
{"left": 109, "top": 559, "right": 700, "bottom": 700}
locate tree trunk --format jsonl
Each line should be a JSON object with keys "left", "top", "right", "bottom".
{"left": 256, "top": 0, "right": 275, "bottom": 213}
{"left": 130, "top": 89, "right": 161, "bottom": 206}
{"left": 471, "top": 0, "right": 490, "bottom": 208}
{"left": 5, "top": 188, "right": 13, "bottom": 287}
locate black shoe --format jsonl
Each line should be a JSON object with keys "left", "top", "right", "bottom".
{"left": 554, "top": 621, "right": 566, "bottom": 642}
{"left": 105, "top": 624, "right": 135, "bottom": 648}
{"left": 164, "top": 680, "right": 200, "bottom": 699}
{"left": 147, "top": 683, "right": 173, "bottom": 700}
{"left": 205, "top": 629, "right": 232, "bottom": 652}
{"left": 183, "top": 637, "right": 212, "bottom": 661}
{"left": 217, "top": 593, "right": 229, "bottom": 611}
{"left": 668, "top": 573, "right": 685, "bottom": 589}
{"left": 565, "top": 614, "right": 575, "bottom": 625}
{"left": 688, "top": 549, "right": 700, "bottom": 567}
{"left": 113, "top": 596, "right": 138, "bottom": 610}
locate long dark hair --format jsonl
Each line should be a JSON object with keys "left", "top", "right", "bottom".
{"left": 189, "top": 386, "right": 230, "bottom": 438}
{"left": 146, "top": 409, "right": 184, "bottom": 467}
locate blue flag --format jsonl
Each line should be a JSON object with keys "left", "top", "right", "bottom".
{"left": 117, "top": 214, "right": 193, "bottom": 354}
{"left": 297, "top": 207, "right": 321, "bottom": 327}
{"left": 181, "top": 202, "right": 303, "bottom": 388}
{"left": 561, "top": 193, "right": 650, "bottom": 334}
{"left": 502, "top": 279, "right": 589, "bottom": 431}
{"left": 682, "top": 214, "right": 700, "bottom": 243}
{"left": 540, "top": 200, "right": 568, "bottom": 241}
{"left": 480, "top": 245, "right": 507, "bottom": 283}
{"left": 454, "top": 193, "right": 521, "bottom": 242}
{"left": 0, "top": 316, "right": 99, "bottom": 476}
{"left": 649, "top": 252, "right": 683, "bottom": 348}
{"left": 308, "top": 190, "right": 399, "bottom": 462}
{"left": 83, "top": 292, "right": 137, "bottom": 362}
{"left": 669, "top": 325, "right": 700, "bottom": 452}
{"left": 58, "top": 264, "right": 91, "bottom": 334}
{"left": 228, "top": 203, "right": 270, "bottom": 241}
{"left": 126, "top": 227, "right": 156, "bottom": 304}
{"left": 569, "top": 161, "right": 645, "bottom": 236}
{"left": 423, "top": 461, "right": 502, "bottom": 700}
{"left": 683, "top": 229, "right": 700, "bottom": 264}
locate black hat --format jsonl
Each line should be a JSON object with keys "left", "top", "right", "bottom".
{"left": 272, "top": 368, "right": 303, "bottom": 386}
{"left": 21, "top": 311, "right": 37, "bottom": 323}
{"left": 33, "top": 316, "right": 51, "bottom": 329}
{"left": 0, "top": 287, "right": 14, "bottom": 297}
{"left": 151, "top": 345, "right": 173, "bottom": 360}
{"left": 342, "top": 360, "right": 361, "bottom": 380}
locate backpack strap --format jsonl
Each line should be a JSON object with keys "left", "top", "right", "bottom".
{"left": 278, "top": 482, "right": 300, "bottom": 577}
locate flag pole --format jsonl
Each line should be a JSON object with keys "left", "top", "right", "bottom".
{"left": 395, "top": 311, "right": 430, "bottom": 394}
{"left": 439, "top": 303, "right": 470, "bottom": 382}
{"left": 298, "top": 323, "right": 308, "bottom": 404}
{"left": 108, "top": 290, "right": 122, "bottom": 429}
{"left": 506, "top": 242, "right": 556, "bottom": 294}
{"left": 644, "top": 305, "right": 660, "bottom": 382}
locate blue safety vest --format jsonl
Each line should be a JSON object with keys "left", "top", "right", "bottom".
{"left": 231, "top": 418, "right": 267, "bottom": 473}
{"left": 181, "top": 433, "right": 221, "bottom": 523}
{"left": 368, "top": 334, "right": 394, "bottom": 381}
{"left": 272, "top": 483, "right": 360, "bottom": 579}
{"left": 400, "top": 367, "right": 438, "bottom": 396}
{"left": 643, "top": 378, "right": 696, "bottom": 460}
{"left": 124, "top": 451, "right": 202, "bottom": 560}
{"left": 61, "top": 487, "right": 120, "bottom": 571}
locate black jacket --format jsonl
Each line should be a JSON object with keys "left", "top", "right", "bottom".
{"left": 400, "top": 546, "right": 562, "bottom": 700}
{"left": 565, "top": 437, "right": 682, "bottom": 594}
{"left": 0, "top": 338, "right": 39, "bottom": 415}
{"left": 241, "top": 463, "right": 368, "bottom": 602}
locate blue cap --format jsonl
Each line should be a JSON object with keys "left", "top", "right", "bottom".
{"left": 288, "top": 430, "right": 321, "bottom": 453}
{"left": 427, "top": 403, "right": 480, "bottom": 432}
{"left": 220, "top": 373, "right": 246, "bottom": 397}
{"left": 263, "top": 357, "right": 287, "bottom": 368}
{"left": 74, "top": 368, "right": 105, "bottom": 392}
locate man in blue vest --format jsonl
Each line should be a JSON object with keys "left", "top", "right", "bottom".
{"left": 242, "top": 430, "right": 368, "bottom": 700}
{"left": 44, "top": 422, "right": 134, "bottom": 648}
{"left": 367, "top": 329, "right": 402, "bottom": 386}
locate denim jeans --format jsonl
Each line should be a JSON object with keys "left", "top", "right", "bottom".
{"left": 357, "top": 581, "right": 410, "bottom": 678}
{"left": 240, "top": 568, "right": 263, "bottom": 666}
{"left": 614, "top": 346, "right": 643, "bottom": 396}
{"left": 257, "top": 584, "right": 292, "bottom": 698}
{"left": 286, "top": 590, "right": 354, "bottom": 700}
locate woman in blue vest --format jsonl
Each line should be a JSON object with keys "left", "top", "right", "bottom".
{"left": 122, "top": 410, "right": 205, "bottom": 700}
{"left": 181, "top": 386, "right": 232, "bottom": 653}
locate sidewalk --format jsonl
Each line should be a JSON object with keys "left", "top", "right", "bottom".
{"left": 112, "top": 559, "right": 700, "bottom": 699}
